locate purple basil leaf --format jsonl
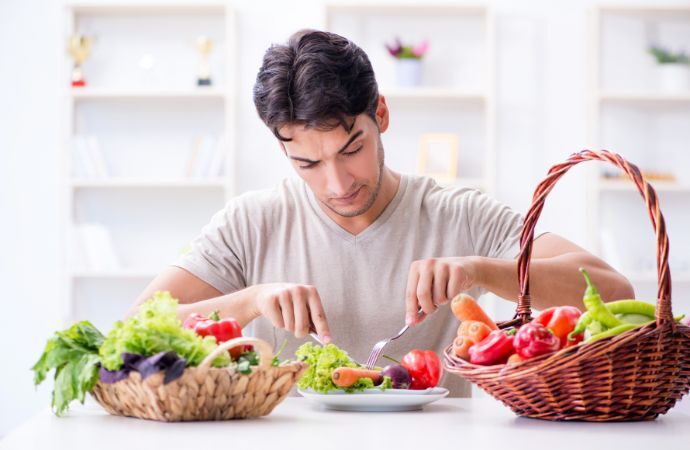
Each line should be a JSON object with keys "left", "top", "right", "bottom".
{"left": 136, "top": 351, "right": 184, "bottom": 380}
{"left": 163, "top": 358, "right": 186, "bottom": 384}
{"left": 135, "top": 359, "right": 159, "bottom": 380}
{"left": 99, "top": 351, "right": 187, "bottom": 384}
{"left": 99, "top": 366, "right": 129, "bottom": 384}
{"left": 121, "top": 353, "right": 145, "bottom": 368}
{"left": 157, "top": 351, "right": 180, "bottom": 368}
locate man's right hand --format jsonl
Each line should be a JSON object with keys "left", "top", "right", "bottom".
{"left": 252, "top": 283, "right": 332, "bottom": 344}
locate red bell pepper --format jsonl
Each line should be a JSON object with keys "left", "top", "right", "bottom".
{"left": 513, "top": 322, "right": 560, "bottom": 359}
{"left": 533, "top": 306, "right": 583, "bottom": 347}
{"left": 468, "top": 329, "right": 515, "bottom": 365}
{"left": 400, "top": 349, "right": 442, "bottom": 390}
{"left": 183, "top": 311, "right": 247, "bottom": 360}
{"left": 182, "top": 313, "right": 207, "bottom": 330}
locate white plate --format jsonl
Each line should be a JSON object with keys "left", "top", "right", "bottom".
{"left": 298, "top": 387, "right": 449, "bottom": 412}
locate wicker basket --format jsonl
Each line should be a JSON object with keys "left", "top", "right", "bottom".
{"left": 91, "top": 337, "right": 308, "bottom": 421}
{"left": 444, "top": 150, "right": 690, "bottom": 421}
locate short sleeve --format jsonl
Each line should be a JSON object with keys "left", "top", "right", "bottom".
{"left": 464, "top": 190, "right": 524, "bottom": 260}
{"left": 172, "top": 205, "right": 247, "bottom": 294}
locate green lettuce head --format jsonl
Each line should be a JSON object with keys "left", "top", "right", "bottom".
{"left": 99, "top": 291, "right": 230, "bottom": 370}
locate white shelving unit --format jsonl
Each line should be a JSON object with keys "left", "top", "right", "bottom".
{"left": 588, "top": 5, "right": 690, "bottom": 305}
{"left": 60, "top": 1, "right": 236, "bottom": 331}
{"left": 69, "top": 87, "right": 227, "bottom": 99}
{"left": 70, "top": 178, "right": 228, "bottom": 188}
{"left": 324, "top": 3, "right": 495, "bottom": 193}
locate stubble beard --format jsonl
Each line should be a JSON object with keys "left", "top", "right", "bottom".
{"left": 322, "top": 139, "right": 385, "bottom": 218}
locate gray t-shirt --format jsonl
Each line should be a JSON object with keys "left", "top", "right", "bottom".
{"left": 174, "top": 174, "right": 524, "bottom": 397}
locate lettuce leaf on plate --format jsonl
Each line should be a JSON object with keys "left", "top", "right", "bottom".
{"left": 295, "top": 342, "right": 391, "bottom": 394}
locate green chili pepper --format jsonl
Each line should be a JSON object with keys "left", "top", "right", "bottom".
{"left": 615, "top": 313, "right": 654, "bottom": 325}
{"left": 568, "top": 311, "right": 593, "bottom": 341}
{"left": 579, "top": 268, "right": 623, "bottom": 329}
{"left": 567, "top": 292, "right": 686, "bottom": 342}
{"left": 586, "top": 323, "right": 642, "bottom": 343}
{"left": 587, "top": 320, "right": 605, "bottom": 335}
{"left": 606, "top": 300, "right": 656, "bottom": 317}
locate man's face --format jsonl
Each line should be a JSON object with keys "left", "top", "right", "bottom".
{"left": 280, "top": 113, "right": 385, "bottom": 218}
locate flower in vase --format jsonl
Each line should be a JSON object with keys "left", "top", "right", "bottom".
{"left": 385, "top": 38, "right": 429, "bottom": 60}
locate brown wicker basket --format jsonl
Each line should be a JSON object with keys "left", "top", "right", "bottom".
{"left": 91, "top": 337, "right": 308, "bottom": 421}
{"left": 444, "top": 149, "right": 690, "bottom": 421}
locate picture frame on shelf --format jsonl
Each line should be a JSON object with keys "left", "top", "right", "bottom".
{"left": 416, "top": 133, "right": 459, "bottom": 184}
{"left": 185, "top": 134, "right": 226, "bottom": 178}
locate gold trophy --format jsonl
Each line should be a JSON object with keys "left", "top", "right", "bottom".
{"left": 196, "top": 36, "right": 213, "bottom": 86}
{"left": 68, "top": 34, "right": 92, "bottom": 87}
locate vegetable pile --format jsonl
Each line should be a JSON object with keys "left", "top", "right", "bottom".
{"left": 295, "top": 342, "right": 441, "bottom": 394}
{"left": 451, "top": 268, "right": 687, "bottom": 366}
{"left": 99, "top": 292, "right": 230, "bottom": 372}
{"left": 32, "top": 292, "right": 276, "bottom": 415}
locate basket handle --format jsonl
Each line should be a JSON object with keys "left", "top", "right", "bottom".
{"left": 514, "top": 149, "right": 673, "bottom": 327}
{"left": 199, "top": 337, "right": 274, "bottom": 370}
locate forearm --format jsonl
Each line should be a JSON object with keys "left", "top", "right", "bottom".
{"left": 176, "top": 286, "right": 261, "bottom": 328}
{"left": 473, "top": 252, "right": 635, "bottom": 310}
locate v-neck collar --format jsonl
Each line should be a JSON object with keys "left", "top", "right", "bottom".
{"left": 304, "top": 175, "right": 409, "bottom": 244}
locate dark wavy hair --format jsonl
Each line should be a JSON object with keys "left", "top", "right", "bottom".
{"left": 253, "top": 29, "right": 380, "bottom": 142}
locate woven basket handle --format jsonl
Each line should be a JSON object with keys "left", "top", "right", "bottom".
{"left": 514, "top": 149, "right": 673, "bottom": 327}
{"left": 199, "top": 337, "right": 274, "bottom": 370}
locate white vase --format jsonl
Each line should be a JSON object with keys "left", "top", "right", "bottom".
{"left": 657, "top": 64, "right": 690, "bottom": 92}
{"left": 395, "top": 59, "right": 422, "bottom": 87}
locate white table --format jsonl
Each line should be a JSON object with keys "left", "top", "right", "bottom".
{"left": 2, "top": 397, "right": 688, "bottom": 450}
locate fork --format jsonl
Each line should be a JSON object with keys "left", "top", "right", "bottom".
{"left": 365, "top": 307, "right": 424, "bottom": 369}
{"left": 309, "top": 332, "right": 324, "bottom": 345}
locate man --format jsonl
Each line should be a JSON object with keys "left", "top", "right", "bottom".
{"left": 127, "top": 30, "right": 633, "bottom": 396}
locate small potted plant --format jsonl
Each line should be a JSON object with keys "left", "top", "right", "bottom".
{"left": 648, "top": 45, "right": 690, "bottom": 91}
{"left": 385, "top": 38, "right": 429, "bottom": 87}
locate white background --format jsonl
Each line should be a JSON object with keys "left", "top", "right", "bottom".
{"left": 2, "top": 0, "right": 690, "bottom": 436}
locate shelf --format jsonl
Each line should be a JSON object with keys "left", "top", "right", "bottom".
{"left": 598, "top": 179, "right": 690, "bottom": 193}
{"left": 65, "top": 1, "right": 226, "bottom": 15}
{"left": 69, "top": 88, "right": 226, "bottom": 100}
{"left": 598, "top": 92, "right": 690, "bottom": 104}
{"left": 382, "top": 88, "right": 486, "bottom": 102}
{"left": 61, "top": 0, "right": 237, "bottom": 343}
{"left": 598, "top": 5, "right": 690, "bottom": 17}
{"left": 325, "top": 3, "right": 486, "bottom": 16}
{"left": 70, "top": 179, "right": 227, "bottom": 189}
{"left": 70, "top": 269, "right": 159, "bottom": 279}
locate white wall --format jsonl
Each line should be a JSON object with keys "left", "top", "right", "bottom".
{"left": 2, "top": 0, "right": 689, "bottom": 436}
{"left": 0, "top": 0, "right": 64, "bottom": 438}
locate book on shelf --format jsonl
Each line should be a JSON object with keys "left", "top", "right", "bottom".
{"left": 69, "top": 135, "right": 109, "bottom": 179}
{"left": 75, "top": 223, "right": 121, "bottom": 271}
{"left": 185, "top": 134, "right": 226, "bottom": 179}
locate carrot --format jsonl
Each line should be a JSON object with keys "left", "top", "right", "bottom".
{"left": 452, "top": 335, "right": 477, "bottom": 361}
{"left": 457, "top": 320, "right": 492, "bottom": 343}
{"left": 450, "top": 293, "right": 498, "bottom": 330}
{"left": 331, "top": 367, "right": 382, "bottom": 388}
